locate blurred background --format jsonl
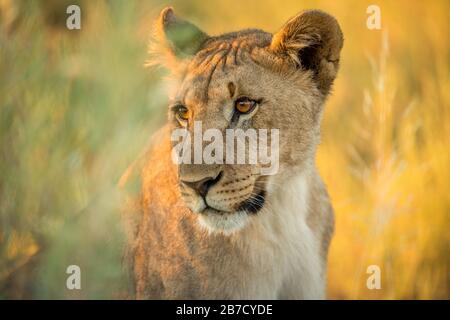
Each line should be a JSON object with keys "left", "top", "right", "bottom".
{"left": 0, "top": 0, "right": 448, "bottom": 299}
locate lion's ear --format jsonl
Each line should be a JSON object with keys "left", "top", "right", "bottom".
{"left": 270, "top": 10, "right": 343, "bottom": 95}
{"left": 155, "top": 7, "right": 209, "bottom": 60}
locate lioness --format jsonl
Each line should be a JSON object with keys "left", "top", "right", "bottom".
{"left": 121, "top": 7, "right": 343, "bottom": 299}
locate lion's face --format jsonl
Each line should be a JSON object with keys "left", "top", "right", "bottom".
{"left": 154, "top": 8, "right": 343, "bottom": 234}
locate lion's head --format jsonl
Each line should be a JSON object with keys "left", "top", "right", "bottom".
{"left": 151, "top": 7, "right": 343, "bottom": 234}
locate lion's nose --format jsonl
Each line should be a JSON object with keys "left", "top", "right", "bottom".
{"left": 181, "top": 172, "right": 222, "bottom": 198}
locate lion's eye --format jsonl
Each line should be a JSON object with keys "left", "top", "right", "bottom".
{"left": 172, "top": 105, "right": 190, "bottom": 124}
{"left": 235, "top": 98, "right": 257, "bottom": 114}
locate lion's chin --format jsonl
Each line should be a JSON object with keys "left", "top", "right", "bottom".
{"left": 196, "top": 210, "right": 250, "bottom": 236}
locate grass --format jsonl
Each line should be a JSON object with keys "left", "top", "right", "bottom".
{"left": 0, "top": 0, "right": 448, "bottom": 299}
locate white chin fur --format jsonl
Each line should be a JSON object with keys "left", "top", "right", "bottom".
{"left": 197, "top": 211, "right": 250, "bottom": 235}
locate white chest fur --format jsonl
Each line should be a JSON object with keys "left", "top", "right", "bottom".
{"left": 237, "top": 173, "right": 326, "bottom": 299}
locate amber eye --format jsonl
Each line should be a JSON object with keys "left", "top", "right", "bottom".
{"left": 172, "top": 105, "right": 190, "bottom": 124}
{"left": 235, "top": 97, "right": 257, "bottom": 114}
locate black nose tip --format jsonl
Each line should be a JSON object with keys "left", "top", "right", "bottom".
{"left": 181, "top": 172, "right": 222, "bottom": 198}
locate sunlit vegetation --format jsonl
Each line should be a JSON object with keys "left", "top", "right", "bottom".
{"left": 0, "top": 0, "right": 448, "bottom": 299}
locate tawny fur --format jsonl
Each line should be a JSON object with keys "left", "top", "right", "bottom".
{"left": 121, "top": 7, "right": 343, "bottom": 299}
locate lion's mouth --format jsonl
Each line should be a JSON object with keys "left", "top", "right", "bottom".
{"left": 201, "top": 205, "right": 226, "bottom": 215}
{"left": 200, "top": 189, "right": 266, "bottom": 215}
{"left": 236, "top": 189, "right": 266, "bottom": 214}
{"left": 195, "top": 190, "right": 266, "bottom": 234}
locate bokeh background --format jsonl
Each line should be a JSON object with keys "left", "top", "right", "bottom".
{"left": 0, "top": 0, "right": 448, "bottom": 299}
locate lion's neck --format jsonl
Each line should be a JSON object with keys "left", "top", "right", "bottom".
{"left": 226, "top": 170, "right": 324, "bottom": 298}
{"left": 235, "top": 169, "right": 312, "bottom": 246}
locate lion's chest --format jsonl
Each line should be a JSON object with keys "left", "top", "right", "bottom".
{"left": 220, "top": 173, "right": 325, "bottom": 299}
